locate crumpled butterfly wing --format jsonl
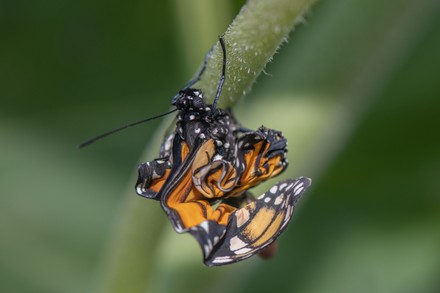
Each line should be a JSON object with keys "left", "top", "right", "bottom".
{"left": 204, "top": 177, "right": 311, "bottom": 266}
{"left": 234, "top": 127, "right": 288, "bottom": 193}
{"left": 157, "top": 137, "right": 236, "bottom": 244}
{"left": 192, "top": 139, "right": 239, "bottom": 198}
{"left": 136, "top": 159, "right": 171, "bottom": 200}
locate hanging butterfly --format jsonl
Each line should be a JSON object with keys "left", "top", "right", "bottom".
{"left": 135, "top": 37, "right": 312, "bottom": 266}
{"left": 78, "top": 38, "right": 311, "bottom": 266}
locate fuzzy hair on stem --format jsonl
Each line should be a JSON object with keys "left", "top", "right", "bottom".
{"left": 195, "top": 0, "right": 316, "bottom": 108}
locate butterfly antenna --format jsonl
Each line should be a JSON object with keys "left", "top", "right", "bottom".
{"left": 78, "top": 108, "right": 178, "bottom": 149}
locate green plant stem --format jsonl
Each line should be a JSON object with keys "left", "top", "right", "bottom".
{"left": 196, "top": 0, "right": 316, "bottom": 108}
{"left": 91, "top": 120, "right": 172, "bottom": 293}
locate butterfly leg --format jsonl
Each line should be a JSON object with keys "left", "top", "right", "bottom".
{"left": 172, "top": 37, "right": 222, "bottom": 104}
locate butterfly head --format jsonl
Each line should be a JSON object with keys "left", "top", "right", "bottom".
{"left": 172, "top": 88, "right": 212, "bottom": 114}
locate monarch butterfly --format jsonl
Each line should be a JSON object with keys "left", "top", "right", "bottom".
{"left": 135, "top": 37, "right": 311, "bottom": 266}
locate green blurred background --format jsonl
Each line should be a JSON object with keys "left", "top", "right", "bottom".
{"left": 1, "top": 0, "right": 440, "bottom": 292}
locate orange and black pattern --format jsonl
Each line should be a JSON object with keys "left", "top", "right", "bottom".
{"left": 135, "top": 38, "right": 310, "bottom": 266}
{"left": 136, "top": 89, "right": 311, "bottom": 266}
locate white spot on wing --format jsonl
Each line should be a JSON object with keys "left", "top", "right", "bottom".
{"left": 270, "top": 185, "right": 278, "bottom": 194}
{"left": 295, "top": 186, "right": 304, "bottom": 195}
{"left": 152, "top": 170, "right": 159, "bottom": 179}
{"left": 235, "top": 208, "right": 250, "bottom": 227}
{"left": 135, "top": 185, "right": 144, "bottom": 195}
{"left": 230, "top": 236, "right": 247, "bottom": 251}
{"left": 234, "top": 247, "right": 252, "bottom": 255}
{"left": 200, "top": 221, "right": 209, "bottom": 233}
{"left": 213, "top": 154, "right": 222, "bottom": 161}
{"left": 204, "top": 244, "right": 210, "bottom": 256}
{"left": 274, "top": 194, "right": 284, "bottom": 205}
{"left": 293, "top": 182, "right": 303, "bottom": 194}
{"left": 212, "top": 257, "right": 232, "bottom": 264}
{"left": 213, "top": 256, "right": 231, "bottom": 261}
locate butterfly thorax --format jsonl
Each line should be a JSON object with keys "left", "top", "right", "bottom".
{"left": 173, "top": 88, "right": 240, "bottom": 160}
